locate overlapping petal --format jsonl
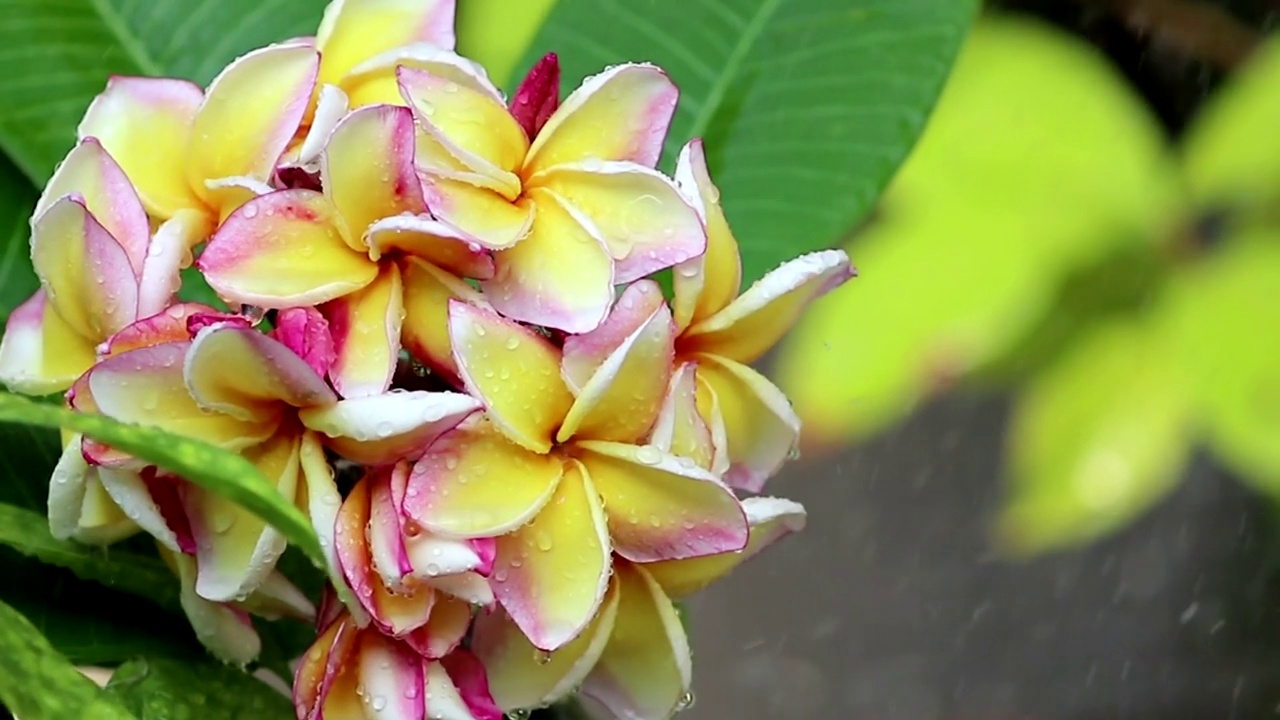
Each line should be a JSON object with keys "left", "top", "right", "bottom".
{"left": 400, "top": 257, "right": 489, "bottom": 383}
{"left": 316, "top": 0, "right": 457, "bottom": 88}
{"left": 37, "top": 137, "right": 150, "bottom": 269}
{"left": 649, "top": 361, "right": 725, "bottom": 474}
{"left": 693, "top": 355, "right": 802, "bottom": 493}
{"left": 320, "top": 103, "right": 427, "bottom": 243}
{"left": 0, "top": 291, "right": 95, "bottom": 395}
{"left": 299, "top": 389, "right": 479, "bottom": 464}
{"left": 323, "top": 263, "right": 404, "bottom": 398}
{"left": 185, "top": 324, "right": 337, "bottom": 418}
{"left": 671, "top": 138, "right": 742, "bottom": 330}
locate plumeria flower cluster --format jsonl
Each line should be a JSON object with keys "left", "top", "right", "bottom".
{"left": 0, "top": 0, "right": 853, "bottom": 718}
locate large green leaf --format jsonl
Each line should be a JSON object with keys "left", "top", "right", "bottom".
{"left": 0, "top": 0, "right": 327, "bottom": 184}
{"left": 0, "top": 153, "right": 37, "bottom": 322}
{"left": 456, "top": 0, "right": 558, "bottom": 89}
{"left": 106, "top": 657, "right": 293, "bottom": 719}
{"left": 0, "top": 392, "right": 323, "bottom": 566}
{"left": 1000, "top": 320, "right": 1192, "bottom": 556}
{"left": 523, "top": 0, "right": 975, "bottom": 284}
{"left": 0, "top": 598, "right": 137, "bottom": 720}
{"left": 0, "top": 419, "right": 60, "bottom": 510}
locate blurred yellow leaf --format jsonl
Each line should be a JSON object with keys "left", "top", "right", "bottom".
{"left": 456, "top": 0, "right": 559, "bottom": 89}
{"left": 1181, "top": 37, "right": 1280, "bottom": 211}
{"left": 1160, "top": 234, "right": 1280, "bottom": 489}
{"left": 1000, "top": 321, "right": 1192, "bottom": 556}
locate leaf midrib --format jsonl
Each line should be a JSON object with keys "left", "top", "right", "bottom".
{"left": 683, "top": 0, "right": 787, "bottom": 143}
{"left": 87, "top": 0, "right": 161, "bottom": 76}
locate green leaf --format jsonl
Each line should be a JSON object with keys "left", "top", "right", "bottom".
{"left": 0, "top": 392, "right": 323, "bottom": 566}
{"left": 0, "top": 0, "right": 327, "bottom": 184}
{"left": 456, "top": 0, "right": 559, "bottom": 89}
{"left": 0, "top": 419, "right": 60, "bottom": 510}
{"left": 0, "top": 502, "right": 180, "bottom": 609}
{"left": 106, "top": 657, "right": 292, "bottom": 719}
{"left": 0, "top": 153, "right": 38, "bottom": 322}
{"left": 1160, "top": 234, "right": 1280, "bottom": 490}
{"left": 1181, "top": 37, "right": 1280, "bottom": 211}
{"left": 0, "top": 597, "right": 137, "bottom": 720}
{"left": 524, "top": 0, "right": 976, "bottom": 285}
{"left": 1000, "top": 320, "right": 1192, "bottom": 556}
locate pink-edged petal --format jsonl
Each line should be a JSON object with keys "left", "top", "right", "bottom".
{"left": 426, "top": 570, "right": 494, "bottom": 607}
{"left": 37, "top": 137, "right": 150, "bottom": 271}
{"left": 198, "top": 189, "right": 378, "bottom": 307}
{"left": 510, "top": 52, "right": 560, "bottom": 140}
{"left": 558, "top": 290, "right": 675, "bottom": 444}
{"left": 491, "top": 460, "right": 611, "bottom": 651}
{"left": 440, "top": 650, "right": 504, "bottom": 720}
{"left": 185, "top": 324, "right": 336, "bottom": 418}
{"left": 403, "top": 421, "right": 562, "bottom": 538}
{"left": 301, "top": 431, "right": 367, "bottom": 625}
{"left": 367, "top": 464, "right": 413, "bottom": 590}
{"left": 671, "top": 138, "right": 742, "bottom": 330}
{"left": 406, "top": 533, "right": 487, "bottom": 580}
{"left": 323, "top": 262, "right": 404, "bottom": 398}
{"left": 561, "top": 280, "right": 666, "bottom": 392}
{"left": 694, "top": 354, "right": 800, "bottom": 493}
{"left": 418, "top": 176, "right": 534, "bottom": 250}
{"left": 31, "top": 196, "right": 138, "bottom": 341}
{"left": 96, "top": 466, "right": 186, "bottom": 553}
{"left": 321, "top": 103, "right": 426, "bottom": 243}
{"left": 532, "top": 161, "right": 706, "bottom": 283}
{"left": 581, "top": 563, "right": 692, "bottom": 720}
{"left": 188, "top": 44, "right": 319, "bottom": 205}
{"left": 400, "top": 257, "right": 489, "bottom": 384}
{"left": 137, "top": 210, "right": 210, "bottom": 318}
{"left": 77, "top": 76, "right": 204, "bottom": 218}
{"left": 648, "top": 361, "right": 723, "bottom": 473}
{"left": 299, "top": 389, "right": 480, "bottom": 465}
{"left": 291, "top": 83, "right": 350, "bottom": 170}
{"left": 422, "top": 658, "right": 485, "bottom": 720}
{"left": 366, "top": 215, "right": 495, "bottom": 278}
{"left": 100, "top": 302, "right": 215, "bottom": 357}
{"left": 682, "top": 249, "right": 855, "bottom": 363}
{"left": 645, "top": 496, "right": 806, "bottom": 599}
{"left": 0, "top": 291, "right": 96, "bottom": 395}
{"left": 167, "top": 548, "right": 262, "bottom": 665}
{"left": 402, "top": 593, "right": 472, "bottom": 659}
{"left": 576, "top": 440, "right": 749, "bottom": 562}
{"left": 48, "top": 435, "right": 99, "bottom": 541}
{"left": 316, "top": 0, "right": 457, "bottom": 87}
{"left": 448, "top": 301, "right": 572, "bottom": 452}
{"left": 294, "top": 612, "right": 359, "bottom": 720}
{"left": 270, "top": 306, "right": 335, "bottom": 379}
{"left": 348, "top": 42, "right": 499, "bottom": 113}
{"left": 524, "top": 63, "right": 677, "bottom": 174}
{"left": 472, "top": 580, "right": 620, "bottom": 711}
{"left": 481, "top": 188, "right": 615, "bottom": 334}
{"left": 356, "top": 631, "right": 427, "bottom": 720}
{"left": 185, "top": 430, "right": 300, "bottom": 601}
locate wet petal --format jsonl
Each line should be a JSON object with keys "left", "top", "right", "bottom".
{"left": 672, "top": 138, "right": 742, "bottom": 330}
{"left": 188, "top": 44, "right": 319, "bottom": 204}
{"left": 400, "top": 256, "right": 489, "bottom": 384}
{"left": 510, "top": 52, "right": 560, "bottom": 140}
{"left": 423, "top": 658, "right": 484, "bottom": 720}
{"left": 581, "top": 563, "right": 691, "bottom": 720}
{"left": 48, "top": 435, "right": 96, "bottom": 541}
{"left": 348, "top": 42, "right": 497, "bottom": 112}
{"left": 366, "top": 215, "right": 495, "bottom": 278}
{"left": 321, "top": 104, "right": 426, "bottom": 240}
{"left": 31, "top": 196, "right": 139, "bottom": 341}
{"left": 169, "top": 549, "right": 262, "bottom": 665}
{"left": 398, "top": 65, "right": 528, "bottom": 180}
{"left": 481, "top": 188, "right": 614, "bottom": 334}
{"left": 37, "top": 138, "right": 150, "bottom": 271}
{"left": 682, "top": 249, "right": 855, "bottom": 363}
{"left": 78, "top": 76, "right": 204, "bottom": 218}
{"left": 533, "top": 161, "right": 706, "bottom": 283}
{"left": 576, "top": 440, "right": 748, "bottom": 562}
{"left": 316, "top": 0, "right": 456, "bottom": 87}
{"left": 472, "top": 578, "right": 619, "bottom": 711}
{"left": 101, "top": 302, "right": 214, "bottom": 357}
{"left": 185, "top": 324, "right": 336, "bottom": 418}
{"left": 524, "top": 64, "right": 677, "bottom": 174}
{"left": 368, "top": 464, "right": 413, "bottom": 590}
{"left": 695, "top": 355, "right": 800, "bottom": 493}
{"left": 294, "top": 612, "right": 357, "bottom": 720}
{"left": 356, "top": 631, "right": 426, "bottom": 720}
{"left": 491, "top": 460, "right": 611, "bottom": 651}
{"left": 198, "top": 189, "right": 377, "bottom": 307}
{"left": 648, "top": 361, "right": 720, "bottom": 472}
{"left": 323, "top": 263, "right": 404, "bottom": 398}
{"left": 0, "top": 291, "right": 96, "bottom": 395}
{"left": 403, "top": 422, "right": 562, "bottom": 537}
{"left": 646, "top": 496, "right": 806, "bottom": 598}
{"left": 299, "top": 389, "right": 480, "bottom": 465}
{"left": 561, "top": 280, "right": 666, "bottom": 393}
{"left": 419, "top": 176, "right": 533, "bottom": 250}
{"left": 292, "top": 83, "right": 350, "bottom": 169}
{"left": 238, "top": 567, "right": 316, "bottom": 622}
{"left": 270, "top": 306, "right": 335, "bottom": 379}
{"left": 97, "top": 467, "right": 185, "bottom": 553}
{"left": 440, "top": 650, "right": 504, "bottom": 720}
{"left": 449, "top": 300, "right": 573, "bottom": 452}
{"left": 402, "top": 593, "right": 471, "bottom": 659}
{"left": 137, "top": 210, "right": 210, "bottom": 318}
{"left": 300, "top": 431, "right": 367, "bottom": 624}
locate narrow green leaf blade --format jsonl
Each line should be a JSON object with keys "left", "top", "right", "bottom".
{"left": 456, "top": 0, "right": 559, "bottom": 89}
{"left": 524, "top": 0, "right": 976, "bottom": 284}
{"left": 106, "top": 657, "right": 293, "bottom": 719}
{"left": 0, "top": 392, "right": 323, "bottom": 566}
{"left": 0, "top": 154, "right": 38, "bottom": 322}
{"left": 0, "top": 598, "right": 137, "bottom": 720}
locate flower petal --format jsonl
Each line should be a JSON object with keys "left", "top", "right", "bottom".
{"left": 423, "top": 658, "right": 485, "bottom": 720}
{"left": 31, "top": 196, "right": 139, "bottom": 341}
{"left": 648, "top": 361, "right": 721, "bottom": 472}
{"left": 440, "top": 650, "right": 504, "bottom": 720}
{"left": 398, "top": 65, "right": 528, "bottom": 180}
{"left": 576, "top": 440, "right": 749, "bottom": 562}
{"left": 481, "top": 188, "right": 615, "bottom": 334}
{"left": 37, "top": 138, "right": 150, "bottom": 271}
{"left": 472, "top": 583, "right": 619, "bottom": 712}
{"left": 581, "top": 563, "right": 692, "bottom": 720}
{"left": 0, "top": 291, "right": 96, "bottom": 395}
{"left": 533, "top": 161, "right": 706, "bottom": 283}
{"left": 491, "top": 460, "right": 610, "bottom": 651}
{"left": 558, "top": 291, "right": 675, "bottom": 444}
{"left": 681, "top": 249, "right": 855, "bottom": 363}
{"left": 419, "top": 176, "right": 534, "bottom": 250}
{"left": 323, "top": 263, "right": 404, "bottom": 398}
{"left": 100, "top": 302, "right": 214, "bottom": 357}
{"left": 77, "top": 76, "right": 204, "bottom": 218}
{"left": 672, "top": 138, "right": 742, "bottom": 330}
{"left": 367, "top": 464, "right": 413, "bottom": 590}
{"left": 98, "top": 467, "right": 186, "bottom": 553}
{"left": 169, "top": 548, "right": 262, "bottom": 665}
{"left": 357, "top": 631, "right": 427, "bottom": 720}
{"left": 366, "top": 215, "right": 495, "bottom": 278}
{"left": 321, "top": 104, "right": 427, "bottom": 240}
{"left": 510, "top": 52, "right": 560, "bottom": 140}
{"left": 185, "top": 324, "right": 336, "bottom": 418}
{"left": 294, "top": 612, "right": 359, "bottom": 720}
{"left": 270, "top": 306, "right": 336, "bottom": 380}
{"left": 137, "top": 210, "right": 210, "bottom": 318}
{"left": 48, "top": 434, "right": 96, "bottom": 541}
{"left": 400, "top": 256, "right": 489, "bottom": 384}
{"left": 316, "top": 0, "right": 456, "bottom": 88}
{"left": 403, "top": 422, "right": 562, "bottom": 537}
{"left": 402, "top": 593, "right": 472, "bottom": 659}
{"left": 645, "top": 496, "right": 806, "bottom": 599}
{"left": 187, "top": 44, "right": 319, "bottom": 205}
{"left": 299, "top": 389, "right": 480, "bottom": 465}
{"left": 694, "top": 355, "right": 800, "bottom": 492}
{"left": 291, "top": 83, "right": 350, "bottom": 170}
{"left": 300, "top": 431, "right": 367, "bottom": 624}
{"left": 524, "top": 63, "right": 677, "bottom": 174}
{"left": 348, "top": 43, "right": 498, "bottom": 112}
{"left": 561, "top": 279, "right": 666, "bottom": 393}
{"left": 449, "top": 300, "right": 573, "bottom": 452}
{"left": 198, "top": 189, "right": 377, "bottom": 307}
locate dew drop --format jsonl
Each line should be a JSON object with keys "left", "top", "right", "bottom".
{"left": 371, "top": 695, "right": 387, "bottom": 711}
{"left": 505, "top": 337, "right": 520, "bottom": 350}
{"left": 241, "top": 204, "right": 259, "bottom": 219}
{"left": 535, "top": 530, "right": 553, "bottom": 551}
{"left": 635, "top": 445, "right": 662, "bottom": 465}
{"left": 675, "top": 690, "right": 696, "bottom": 712}
{"left": 533, "top": 649, "right": 552, "bottom": 665}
